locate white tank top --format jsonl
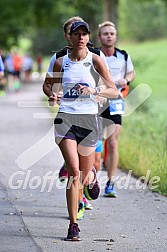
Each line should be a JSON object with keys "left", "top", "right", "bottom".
{"left": 59, "top": 51, "right": 98, "bottom": 114}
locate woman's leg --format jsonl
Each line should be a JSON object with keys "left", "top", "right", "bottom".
{"left": 78, "top": 145, "right": 101, "bottom": 201}
{"left": 78, "top": 146, "right": 96, "bottom": 186}
{"left": 59, "top": 138, "right": 79, "bottom": 224}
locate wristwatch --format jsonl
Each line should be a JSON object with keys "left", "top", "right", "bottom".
{"left": 95, "top": 86, "right": 101, "bottom": 95}
{"left": 125, "top": 78, "right": 130, "bottom": 85}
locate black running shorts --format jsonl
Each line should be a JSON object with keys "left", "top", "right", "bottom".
{"left": 100, "top": 107, "right": 122, "bottom": 126}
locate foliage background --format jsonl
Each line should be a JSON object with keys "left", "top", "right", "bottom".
{"left": 1, "top": 0, "right": 167, "bottom": 54}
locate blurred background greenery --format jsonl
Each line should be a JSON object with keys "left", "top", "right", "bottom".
{"left": 1, "top": 0, "right": 167, "bottom": 194}
{"left": 1, "top": 0, "right": 167, "bottom": 54}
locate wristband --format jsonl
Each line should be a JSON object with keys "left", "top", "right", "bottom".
{"left": 118, "top": 89, "right": 123, "bottom": 98}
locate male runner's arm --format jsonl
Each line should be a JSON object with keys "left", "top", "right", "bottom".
{"left": 43, "top": 53, "right": 56, "bottom": 98}
{"left": 47, "top": 57, "right": 63, "bottom": 106}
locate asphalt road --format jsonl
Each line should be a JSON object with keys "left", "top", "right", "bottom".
{"left": 0, "top": 81, "right": 167, "bottom": 252}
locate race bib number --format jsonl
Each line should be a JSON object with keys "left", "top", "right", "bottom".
{"left": 109, "top": 98, "right": 124, "bottom": 115}
{"left": 63, "top": 83, "right": 90, "bottom": 100}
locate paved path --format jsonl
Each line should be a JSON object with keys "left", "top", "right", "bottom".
{"left": 0, "top": 82, "right": 167, "bottom": 252}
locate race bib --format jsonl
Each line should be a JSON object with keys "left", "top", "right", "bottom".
{"left": 109, "top": 98, "right": 124, "bottom": 115}
{"left": 63, "top": 83, "right": 90, "bottom": 100}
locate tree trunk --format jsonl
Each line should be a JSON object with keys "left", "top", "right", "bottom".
{"left": 103, "top": 0, "right": 119, "bottom": 27}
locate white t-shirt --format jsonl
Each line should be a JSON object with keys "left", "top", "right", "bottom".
{"left": 47, "top": 52, "right": 58, "bottom": 77}
{"left": 105, "top": 48, "right": 134, "bottom": 83}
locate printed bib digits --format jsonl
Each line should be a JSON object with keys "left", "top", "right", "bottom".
{"left": 63, "top": 83, "right": 90, "bottom": 100}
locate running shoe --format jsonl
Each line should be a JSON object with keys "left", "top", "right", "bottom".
{"left": 84, "top": 167, "right": 100, "bottom": 200}
{"left": 65, "top": 223, "right": 81, "bottom": 241}
{"left": 104, "top": 180, "right": 117, "bottom": 197}
{"left": 83, "top": 195, "right": 93, "bottom": 210}
{"left": 77, "top": 202, "right": 85, "bottom": 220}
{"left": 59, "top": 163, "right": 68, "bottom": 182}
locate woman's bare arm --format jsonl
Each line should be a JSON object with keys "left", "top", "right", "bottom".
{"left": 93, "top": 54, "right": 119, "bottom": 99}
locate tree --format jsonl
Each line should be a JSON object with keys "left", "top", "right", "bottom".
{"left": 120, "top": 0, "right": 167, "bottom": 41}
{"left": 103, "top": 0, "right": 119, "bottom": 26}
{"left": 0, "top": 0, "right": 35, "bottom": 49}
